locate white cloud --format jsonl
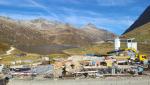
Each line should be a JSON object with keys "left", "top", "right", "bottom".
{"left": 60, "top": 0, "right": 81, "bottom": 4}
{"left": 0, "top": 0, "right": 34, "bottom": 7}
{"left": 41, "top": 5, "right": 134, "bottom": 31}
{"left": 97, "top": 0, "right": 134, "bottom": 6}
{"left": 29, "top": 0, "right": 59, "bottom": 18}
{"left": 0, "top": 0, "right": 135, "bottom": 34}
{"left": 29, "top": 0, "right": 49, "bottom": 11}
{"left": 61, "top": 7, "right": 102, "bottom": 17}
{"left": 58, "top": 12, "right": 134, "bottom": 31}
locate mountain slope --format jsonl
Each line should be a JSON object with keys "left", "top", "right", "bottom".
{"left": 0, "top": 18, "right": 91, "bottom": 54}
{"left": 123, "top": 5, "right": 150, "bottom": 43}
{"left": 0, "top": 17, "right": 50, "bottom": 45}
{"left": 123, "top": 6, "right": 150, "bottom": 55}
{"left": 124, "top": 22, "right": 150, "bottom": 42}
{"left": 81, "top": 23, "right": 114, "bottom": 42}
{"left": 123, "top": 5, "right": 150, "bottom": 34}
{"left": 0, "top": 17, "right": 115, "bottom": 54}
{"left": 0, "top": 43, "right": 10, "bottom": 54}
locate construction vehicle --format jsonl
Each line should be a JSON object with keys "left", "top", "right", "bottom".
{"left": 125, "top": 48, "right": 148, "bottom": 63}
{"left": 107, "top": 48, "right": 148, "bottom": 64}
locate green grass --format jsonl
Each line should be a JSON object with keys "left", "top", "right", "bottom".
{"left": 124, "top": 22, "right": 150, "bottom": 56}
{"left": 48, "top": 53, "right": 69, "bottom": 59}
{"left": 63, "top": 43, "right": 114, "bottom": 55}
{"left": 63, "top": 42, "right": 150, "bottom": 57}
{"left": 0, "top": 42, "right": 149, "bottom": 65}
{"left": 138, "top": 44, "right": 150, "bottom": 56}
{"left": 0, "top": 53, "right": 41, "bottom": 65}
{"left": 124, "top": 22, "right": 150, "bottom": 42}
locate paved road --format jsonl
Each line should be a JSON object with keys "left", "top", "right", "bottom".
{"left": 8, "top": 77, "right": 150, "bottom": 85}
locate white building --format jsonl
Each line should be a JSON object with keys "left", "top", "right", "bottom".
{"left": 114, "top": 37, "right": 120, "bottom": 50}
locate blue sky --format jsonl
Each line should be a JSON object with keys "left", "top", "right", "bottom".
{"left": 0, "top": 0, "right": 150, "bottom": 35}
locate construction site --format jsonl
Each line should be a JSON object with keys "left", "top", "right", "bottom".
{"left": 0, "top": 37, "right": 150, "bottom": 85}
{"left": 0, "top": 1, "right": 150, "bottom": 85}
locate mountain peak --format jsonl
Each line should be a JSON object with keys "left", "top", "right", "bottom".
{"left": 30, "top": 18, "right": 50, "bottom": 23}
{"left": 84, "top": 23, "right": 97, "bottom": 28}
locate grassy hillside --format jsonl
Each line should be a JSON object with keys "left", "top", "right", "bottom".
{"left": 124, "top": 22, "right": 150, "bottom": 43}
{"left": 0, "top": 43, "right": 149, "bottom": 65}
{"left": 64, "top": 43, "right": 150, "bottom": 57}
{"left": 123, "top": 6, "right": 150, "bottom": 34}
{"left": 0, "top": 54, "right": 41, "bottom": 65}
{"left": 63, "top": 43, "right": 114, "bottom": 55}
{"left": 123, "top": 22, "right": 150, "bottom": 56}
{"left": 0, "top": 43, "right": 9, "bottom": 54}
{"left": 138, "top": 44, "right": 150, "bottom": 56}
